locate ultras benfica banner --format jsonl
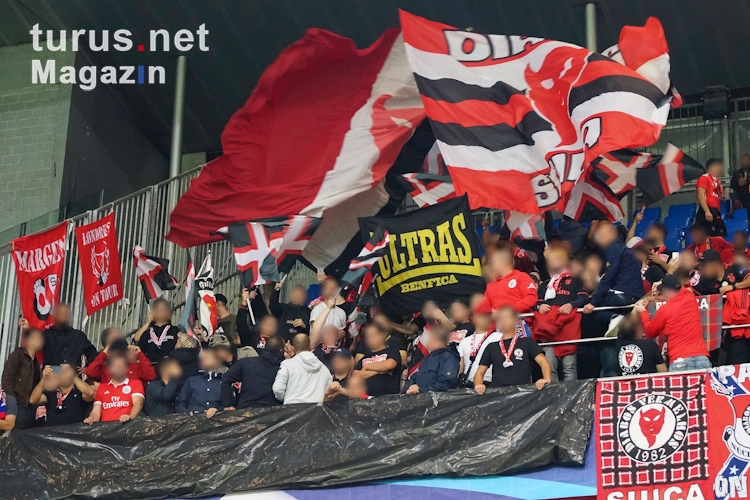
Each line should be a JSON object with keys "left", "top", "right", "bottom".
{"left": 358, "top": 195, "right": 484, "bottom": 314}
{"left": 708, "top": 365, "right": 750, "bottom": 500}
{"left": 648, "top": 294, "right": 723, "bottom": 352}
{"left": 75, "top": 213, "right": 123, "bottom": 315}
{"left": 11, "top": 222, "right": 67, "bottom": 330}
{"left": 597, "top": 374, "right": 711, "bottom": 500}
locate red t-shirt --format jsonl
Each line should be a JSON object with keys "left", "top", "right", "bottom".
{"left": 93, "top": 377, "right": 144, "bottom": 422}
{"left": 482, "top": 269, "right": 538, "bottom": 313}
{"left": 696, "top": 173, "right": 724, "bottom": 210}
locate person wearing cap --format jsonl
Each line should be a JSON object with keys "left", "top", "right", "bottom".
{"left": 457, "top": 299, "right": 494, "bottom": 388}
{"left": 688, "top": 249, "right": 725, "bottom": 296}
{"left": 481, "top": 243, "right": 537, "bottom": 314}
{"left": 214, "top": 294, "right": 240, "bottom": 346}
{"left": 634, "top": 275, "right": 710, "bottom": 371}
{"left": 533, "top": 249, "right": 588, "bottom": 382}
{"left": 404, "top": 325, "right": 460, "bottom": 395}
{"left": 209, "top": 333, "right": 257, "bottom": 374}
{"left": 221, "top": 335, "right": 286, "bottom": 410}
{"left": 687, "top": 224, "right": 732, "bottom": 265}
{"left": 270, "top": 283, "right": 310, "bottom": 342}
{"left": 627, "top": 237, "right": 666, "bottom": 295}
{"left": 144, "top": 357, "right": 182, "bottom": 417}
{"left": 29, "top": 361, "right": 95, "bottom": 427}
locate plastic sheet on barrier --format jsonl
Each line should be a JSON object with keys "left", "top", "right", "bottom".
{"left": 0, "top": 380, "right": 595, "bottom": 500}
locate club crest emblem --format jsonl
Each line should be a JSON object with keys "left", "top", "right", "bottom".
{"left": 617, "top": 394, "right": 688, "bottom": 463}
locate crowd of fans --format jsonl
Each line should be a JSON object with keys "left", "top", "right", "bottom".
{"left": 1, "top": 157, "right": 749, "bottom": 432}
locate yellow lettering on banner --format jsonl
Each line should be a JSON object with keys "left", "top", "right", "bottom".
{"left": 436, "top": 221, "right": 459, "bottom": 263}
{"left": 400, "top": 232, "right": 419, "bottom": 267}
{"left": 388, "top": 233, "right": 407, "bottom": 273}
{"left": 452, "top": 213, "right": 472, "bottom": 264}
{"left": 417, "top": 229, "right": 439, "bottom": 263}
{"left": 379, "top": 262, "right": 481, "bottom": 295}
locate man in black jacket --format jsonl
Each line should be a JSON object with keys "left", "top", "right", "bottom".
{"left": 35, "top": 304, "right": 97, "bottom": 368}
{"left": 269, "top": 284, "right": 310, "bottom": 341}
{"left": 144, "top": 357, "right": 183, "bottom": 416}
{"left": 731, "top": 154, "right": 750, "bottom": 211}
{"left": 221, "top": 336, "right": 285, "bottom": 410}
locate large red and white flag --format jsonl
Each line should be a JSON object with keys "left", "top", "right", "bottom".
{"left": 167, "top": 28, "right": 425, "bottom": 270}
{"left": 75, "top": 213, "right": 123, "bottom": 315}
{"left": 11, "top": 223, "right": 67, "bottom": 330}
{"left": 399, "top": 10, "right": 672, "bottom": 215}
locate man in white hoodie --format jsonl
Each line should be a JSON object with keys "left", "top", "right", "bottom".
{"left": 273, "top": 334, "right": 332, "bottom": 404}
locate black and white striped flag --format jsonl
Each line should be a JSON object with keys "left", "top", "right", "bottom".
{"left": 133, "top": 245, "right": 177, "bottom": 302}
{"left": 341, "top": 226, "right": 390, "bottom": 289}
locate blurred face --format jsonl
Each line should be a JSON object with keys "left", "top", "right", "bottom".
{"left": 690, "top": 227, "right": 707, "bottom": 244}
{"left": 546, "top": 252, "right": 569, "bottom": 274}
{"left": 703, "top": 261, "right": 725, "bottom": 279}
{"left": 473, "top": 313, "right": 492, "bottom": 332}
{"left": 259, "top": 316, "right": 278, "bottom": 337}
{"left": 709, "top": 161, "right": 724, "bottom": 177}
{"left": 25, "top": 330, "right": 44, "bottom": 352}
{"left": 733, "top": 254, "right": 750, "bottom": 269}
{"left": 679, "top": 250, "right": 698, "bottom": 270}
{"left": 364, "top": 324, "right": 387, "bottom": 350}
{"left": 426, "top": 328, "right": 447, "bottom": 351}
{"left": 469, "top": 293, "right": 485, "bottom": 310}
{"left": 449, "top": 302, "right": 470, "bottom": 324}
{"left": 321, "top": 325, "right": 338, "bottom": 347}
{"left": 160, "top": 360, "right": 182, "bottom": 380}
{"left": 321, "top": 279, "right": 338, "bottom": 299}
{"left": 290, "top": 287, "right": 307, "bottom": 306}
{"left": 216, "top": 301, "right": 228, "bottom": 315}
{"left": 661, "top": 287, "right": 679, "bottom": 300}
{"left": 495, "top": 308, "right": 518, "bottom": 334}
{"left": 581, "top": 271, "right": 598, "bottom": 293}
{"left": 153, "top": 301, "right": 171, "bottom": 323}
{"left": 586, "top": 255, "right": 604, "bottom": 277}
{"left": 346, "top": 376, "right": 367, "bottom": 398}
{"left": 594, "top": 224, "right": 618, "bottom": 248}
{"left": 634, "top": 247, "right": 649, "bottom": 264}
{"left": 330, "top": 354, "right": 352, "bottom": 375}
{"left": 199, "top": 350, "right": 221, "bottom": 372}
{"left": 104, "top": 328, "right": 124, "bottom": 347}
{"left": 733, "top": 232, "right": 748, "bottom": 251}
{"left": 372, "top": 314, "right": 391, "bottom": 333}
{"left": 58, "top": 364, "right": 77, "bottom": 387}
{"left": 569, "top": 259, "right": 584, "bottom": 277}
{"left": 108, "top": 357, "right": 129, "bottom": 380}
{"left": 52, "top": 306, "right": 70, "bottom": 327}
{"left": 742, "top": 156, "right": 750, "bottom": 170}
{"left": 645, "top": 225, "right": 665, "bottom": 245}
{"left": 489, "top": 250, "right": 514, "bottom": 277}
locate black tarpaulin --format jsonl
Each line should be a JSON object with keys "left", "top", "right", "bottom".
{"left": 0, "top": 380, "right": 595, "bottom": 500}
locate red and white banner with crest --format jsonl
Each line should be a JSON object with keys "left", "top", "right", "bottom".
{"left": 75, "top": 213, "right": 123, "bottom": 315}
{"left": 11, "top": 222, "right": 67, "bottom": 330}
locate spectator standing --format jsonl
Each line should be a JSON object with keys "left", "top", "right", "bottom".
{"left": 474, "top": 307, "right": 551, "bottom": 392}
{"left": 209, "top": 333, "right": 257, "bottom": 373}
{"left": 615, "top": 315, "right": 666, "bottom": 376}
{"left": 85, "top": 354, "right": 144, "bottom": 424}
{"left": 731, "top": 154, "right": 750, "bottom": 211}
{"left": 634, "top": 275, "right": 710, "bottom": 371}
{"left": 351, "top": 323, "right": 402, "bottom": 397}
{"left": 273, "top": 334, "right": 332, "bottom": 404}
{"left": 688, "top": 250, "right": 725, "bottom": 296}
{"left": 221, "top": 335, "right": 286, "bottom": 410}
{"left": 171, "top": 333, "right": 201, "bottom": 393}
{"left": 144, "top": 357, "right": 183, "bottom": 417}
{"left": 175, "top": 349, "right": 224, "bottom": 417}
{"left": 38, "top": 304, "right": 97, "bottom": 368}
{"left": 29, "top": 362, "right": 95, "bottom": 427}
{"left": 721, "top": 266, "right": 750, "bottom": 364}
{"left": 86, "top": 336, "right": 156, "bottom": 384}
{"left": 330, "top": 349, "right": 354, "bottom": 385}
{"left": 687, "top": 224, "right": 733, "bottom": 264}
{"left": 133, "top": 298, "right": 179, "bottom": 363}
{"left": 534, "top": 249, "right": 587, "bottom": 382}
{"left": 214, "top": 294, "right": 240, "bottom": 346}
{"left": 405, "top": 326, "right": 460, "bottom": 395}
{"left": 482, "top": 244, "right": 538, "bottom": 313}
{"left": 447, "top": 300, "right": 475, "bottom": 344}
{"left": 270, "top": 283, "right": 310, "bottom": 341}
{"left": 629, "top": 237, "right": 666, "bottom": 293}
{"left": 457, "top": 300, "right": 494, "bottom": 388}
{"left": 237, "top": 287, "right": 270, "bottom": 336}
{"left": 1, "top": 328, "right": 43, "bottom": 428}
{"left": 696, "top": 158, "right": 727, "bottom": 237}
{"left": 309, "top": 278, "right": 347, "bottom": 335}
{"left": 0, "top": 389, "right": 17, "bottom": 432}
{"left": 237, "top": 305, "right": 279, "bottom": 350}
{"left": 312, "top": 324, "right": 341, "bottom": 370}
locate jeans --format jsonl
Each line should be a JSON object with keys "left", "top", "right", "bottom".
{"left": 542, "top": 346, "right": 577, "bottom": 382}
{"left": 669, "top": 356, "right": 712, "bottom": 372}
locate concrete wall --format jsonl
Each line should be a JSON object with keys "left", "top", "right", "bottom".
{"left": 0, "top": 43, "right": 74, "bottom": 232}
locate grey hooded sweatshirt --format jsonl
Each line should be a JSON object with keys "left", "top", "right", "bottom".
{"left": 273, "top": 351, "right": 332, "bottom": 404}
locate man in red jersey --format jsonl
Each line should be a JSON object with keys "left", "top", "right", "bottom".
{"left": 84, "top": 353, "right": 144, "bottom": 424}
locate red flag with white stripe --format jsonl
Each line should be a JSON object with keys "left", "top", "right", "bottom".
{"left": 506, "top": 211, "right": 546, "bottom": 241}
{"left": 168, "top": 28, "right": 425, "bottom": 273}
{"left": 401, "top": 173, "right": 456, "bottom": 208}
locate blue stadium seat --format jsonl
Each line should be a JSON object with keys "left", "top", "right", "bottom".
{"left": 725, "top": 219, "right": 749, "bottom": 238}
{"left": 633, "top": 207, "right": 662, "bottom": 221}
{"left": 668, "top": 203, "right": 697, "bottom": 217}
{"left": 721, "top": 200, "right": 731, "bottom": 218}
{"left": 664, "top": 237, "right": 683, "bottom": 250}
{"left": 733, "top": 208, "right": 749, "bottom": 221}
{"left": 663, "top": 216, "right": 692, "bottom": 240}
{"left": 552, "top": 218, "right": 562, "bottom": 230}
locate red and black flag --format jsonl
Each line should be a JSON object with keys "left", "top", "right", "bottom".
{"left": 563, "top": 169, "right": 624, "bottom": 222}
{"left": 341, "top": 226, "right": 390, "bottom": 289}
{"left": 400, "top": 173, "right": 456, "bottom": 208}
{"left": 133, "top": 245, "right": 178, "bottom": 302}
{"left": 593, "top": 144, "right": 704, "bottom": 205}
{"left": 400, "top": 10, "right": 673, "bottom": 215}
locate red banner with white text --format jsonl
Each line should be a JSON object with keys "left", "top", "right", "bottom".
{"left": 11, "top": 222, "right": 67, "bottom": 330}
{"left": 75, "top": 213, "right": 123, "bottom": 315}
